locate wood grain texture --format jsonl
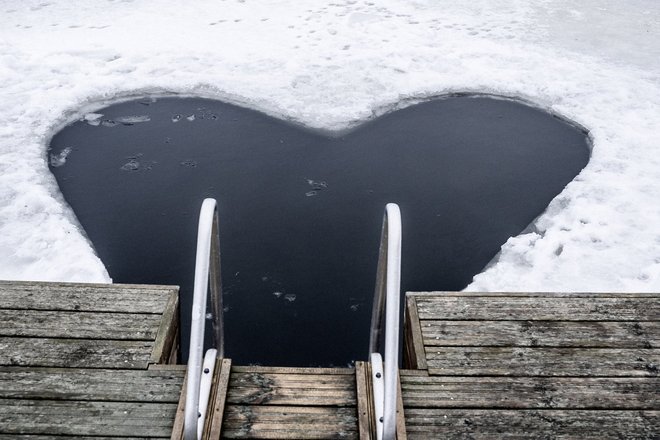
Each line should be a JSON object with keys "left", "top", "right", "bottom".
{"left": 231, "top": 365, "right": 354, "bottom": 375}
{"left": 0, "top": 368, "right": 184, "bottom": 402}
{"left": 0, "top": 437, "right": 167, "bottom": 440}
{"left": 0, "top": 281, "right": 183, "bottom": 438}
{"left": 426, "top": 347, "right": 660, "bottom": 377}
{"left": 401, "top": 375, "right": 660, "bottom": 409}
{"left": 227, "top": 370, "right": 356, "bottom": 406}
{"left": 0, "top": 309, "right": 161, "bottom": 340}
{"left": 415, "top": 296, "right": 659, "bottom": 321}
{"left": 410, "top": 291, "right": 660, "bottom": 298}
{"left": 0, "top": 337, "right": 153, "bottom": 369}
{"left": 206, "top": 358, "right": 232, "bottom": 440}
{"left": 0, "top": 281, "right": 174, "bottom": 313}
{"left": 403, "top": 294, "right": 427, "bottom": 370}
{"left": 151, "top": 289, "right": 179, "bottom": 364}
{"left": 421, "top": 320, "right": 659, "bottom": 348}
{"left": 0, "top": 399, "right": 178, "bottom": 437}
{"left": 404, "top": 409, "right": 660, "bottom": 439}
{"left": 403, "top": 292, "right": 660, "bottom": 438}
{"left": 170, "top": 368, "right": 187, "bottom": 440}
{"left": 222, "top": 405, "right": 358, "bottom": 439}
{"left": 355, "top": 361, "right": 374, "bottom": 440}
{"left": 220, "top": 366, "right": 359, "bottom": 439}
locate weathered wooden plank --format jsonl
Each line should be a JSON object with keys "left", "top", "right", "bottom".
{"left": 0, "top": 368, "right": 184, "bottom": 402}
{"left": 415, "top": 296, "right": 660, "bottom": 321}
{"left": 0, "top": 437, "right": 168, "bottom": 440}
{"left": 227, "top": 371, "right": 357, "bottom": 406}
{"left": 404, "top": 294, "right": 427, "bottom": 370}
{"left": 0, "top": 281, "right": 175, "bottom": 314}
{"left": 231, "top": 365, "right": 354, "bottom": 375}
{"left": 422, "top": 320, "right": 659, "bottom": 348}
{"left": 230, "top": 372, "right": 356, "bottom": 387}
{"left": 0, "top": 399, "right": 177, "bottom": 436}
{"left": 0, "top": 310, "right": 161, "bottom": 340}
{"left": 355, "top": 361, "right": 374, "bottom": 440}
{"left": 0, "top": 337, "right": 153, "bottom": 369}
{"left": 151, "top": 289, "right": 179, "bottom": 364}
{"left": 206, "top": 358, "right": 232, "bottom": 440}
{"left": 170, "top": 367, "right": 187, "bottom": 440}
{"left": 410, "top": 291, "right": 660, "bottom": 298}
{"left": 426, "top": 347, "right": 660, "bottom": 377}
{"left": 222, "top": 405, "right": 358, "bottom": 439}
{"left": 404, "top": 409, "right": 660, "bottom": 439}
{"left": 227, "top": 387, "right": 356, "bottom": 406}
{"left": 401, "top": 376, "right": 660, "bottom": 409}
{"left": 395, "top": 373, "right": 408, "bottom": 440}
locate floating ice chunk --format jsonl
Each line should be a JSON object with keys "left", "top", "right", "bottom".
{"left": 49, "top": 147, "right": 72, "bottom": 167}
{"left": 186, "top": 114, "right": 195, "bottom": 121}
{"left": 171, "top": 114, "right": 181, "bottom": 123}
{"left": 306, "top": 179, "right": 328, "bottom": 196}
{"left": 101, "top": 119, "right": 118, "bottom": 127}
{"left": 114, "top": 115, "right": 150, "bottom": 125}
{"left": 138, "top": 97, "right": 157, "bottom": 106}
{"left": 307, "top": 179, "right": 328, "bottom": 190}
{"left": 284, "top": 293, "right": 296, "bottom": 302}
{"left": 272, "top": 291, "right": 284, "bottom": 298}
{"left": 120, "top": 157, "right": 140, "bottom": 171}
{"left": 83, "top": 113, "right": 103, "bottom": 126}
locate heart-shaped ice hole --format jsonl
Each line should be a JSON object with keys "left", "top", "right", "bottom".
{"left": 48, "top": 94, "right": 590, "bottom": 366}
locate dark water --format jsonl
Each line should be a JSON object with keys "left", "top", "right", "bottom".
{"left": 48, "top": 95, "right": 590, "bottom": 367}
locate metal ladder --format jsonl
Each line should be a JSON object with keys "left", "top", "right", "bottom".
{"left": 183, "top": 198, "right": 403, "bottom": 440}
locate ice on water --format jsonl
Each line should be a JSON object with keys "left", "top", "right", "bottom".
{"left": 49, "top": 147, "right": 72, "bottom": 168}
{"left": 0, "top": 0, "right": 659, "bottom": 293}
{"left": 114, "top": 115, "right": 151, "bottom": 125}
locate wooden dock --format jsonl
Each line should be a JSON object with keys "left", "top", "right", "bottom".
{"left": 1, "top": 282, "right": 658, "bottom": 438}
{"left": 402, "top": 291, "right": 660, "bottom": 439}
{"left": 0, "top": 281, "right": 183, "bottom": 438}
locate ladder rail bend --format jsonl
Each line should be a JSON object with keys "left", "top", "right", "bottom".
{"left": 369, "top": 203, "right": 402, "bottom": 440}
{"left": 184, "top": 198, "right": 224, "bottom": 440}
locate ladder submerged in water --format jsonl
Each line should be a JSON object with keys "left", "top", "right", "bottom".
{"left": 177, "top": 199, "right": 404, "bottom": 440}
{"left": 1, "top": 199, "right": 657, "bottom": 439}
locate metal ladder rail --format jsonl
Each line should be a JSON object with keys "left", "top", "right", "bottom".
{"left": 184, "top": 198, "right": 224, "bottom": 440}
{"left": 368, "top": 203, "right": 402, "bottom": 440}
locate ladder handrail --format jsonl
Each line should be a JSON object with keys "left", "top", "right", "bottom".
{"left": 184, "top": 198, "right": 224, "bottom": 440}
{"left": 368, "top": 203, "right": 402, "bottom": 440}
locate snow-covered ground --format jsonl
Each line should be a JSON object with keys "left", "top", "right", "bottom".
{"left": 1, "top": 0, "right": 659, "bottom": 292}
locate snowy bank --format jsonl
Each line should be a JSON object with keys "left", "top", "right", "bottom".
{"left": 1, "top": 0, "right": 659, "bottom": 292}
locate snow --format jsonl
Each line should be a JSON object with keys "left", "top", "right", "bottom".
{"left": 1, "top": 0, "right": 659, "bottom": 292}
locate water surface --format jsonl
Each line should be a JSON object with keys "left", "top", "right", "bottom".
{"left": 49, "top": 95, "right": 590, "bottom": 366}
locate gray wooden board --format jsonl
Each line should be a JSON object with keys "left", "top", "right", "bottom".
{"left": 425, "top": 347, "right": 660, "bottom": 377}
{"left": 0, "top": 309, "right": 161, "bottom": 340}
{"left": 0, "top": 337, "right": 153, "bottom": 369}
{"left": 404, "top": 409, "right": 660, "bottom": 439}
{"left": 414, "top": 296, "right": 660, "bottom": 321}
{"left": 222, "top": 405, "right": 358, "bottom": 439}
{"left": 0, "top": 281, "right": 174, "bottom": 314}
{"left": 0, "top": 437, "right": 168, "bottom": 440}
{"left": 421, "top": 320, "right": 659, "bottom": 348}
{"left": 0, "top": 399, "right": 178, "bottom": 437}
{"left": 0, "top": 368, "right": 184, "bottom": 402}
{"left": 401, "top": 376, "right": 660, "bottom": 409}
{"left": 231, "top": 365, "right": 354, "bottom": 375}
{"left": 409, "top": 291, "right": 660, "bottom": 297}
{"left": 227, "top": 372, "right": 356, "bottom": 406}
